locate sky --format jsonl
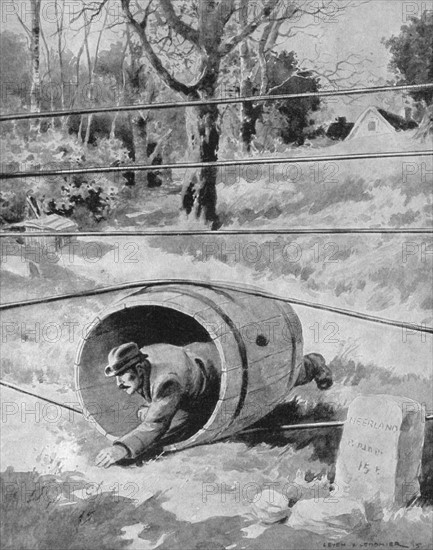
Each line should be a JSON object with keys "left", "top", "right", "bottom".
{"left": 1, "top": 0, "right": 431, "bottom": 118}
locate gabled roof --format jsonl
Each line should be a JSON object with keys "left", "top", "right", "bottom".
{"left": 377, "top": 108, "right": 418, "bottom": 131}
{"left": 346, "top": 106, "right": 419, "bottom": 140}
{"left": 346, "top": 106, "right": 394, "bottom": 139}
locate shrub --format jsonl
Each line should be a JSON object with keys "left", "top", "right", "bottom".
{"left": 0, "top": 128, "right": 130, "bottom": 229}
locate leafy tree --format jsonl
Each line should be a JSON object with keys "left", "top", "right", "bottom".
{"left": 0, "top": 124, "right": 127, "bottom": 228}
{"left": 45, "top": 181, "right": 117, "bottom": 225}
{"left": 384, "top": 11, "right": 433, "bottom": 105}
{"left": 0, "top": 190, "right": 27, "bottom": 224}
{"left": 96, "top": 38, "right": 179, "bottom": 188}
{"left": 235, "top": 50, "right": 321, "bottom": 148}
{"left": 220, "top": 1, "right": 357, "bottom": 152}
{"left": 116, "top": 0, "right": 285, "bottom": 228}
{"left": 80, "top": 0, "right": 359, "bottom": 227}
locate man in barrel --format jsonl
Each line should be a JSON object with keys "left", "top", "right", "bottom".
{"left": 95, "top": 342, "right": 332, "bottom": 468}
{"left": 95, "top": 341, "right": 220, "bottom": 468}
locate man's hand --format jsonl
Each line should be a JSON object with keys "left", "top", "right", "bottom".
{"left": 95, "top": 445, "right": 128, "bottom": 468}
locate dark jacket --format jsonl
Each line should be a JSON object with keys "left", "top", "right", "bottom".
{"left": 114, "top": 343, "right": 220, "bottom": 458}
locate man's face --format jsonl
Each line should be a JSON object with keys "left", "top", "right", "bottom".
{"left": 116, "top": 366, "right": 142, "bottom": 395}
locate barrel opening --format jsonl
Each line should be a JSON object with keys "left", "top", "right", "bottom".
{"left": 76, "top": 305, "right": 222, "bottom": 442}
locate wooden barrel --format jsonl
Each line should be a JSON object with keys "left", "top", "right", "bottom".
{"left": 74, "top": 283, "right": 304, "bottom": 451}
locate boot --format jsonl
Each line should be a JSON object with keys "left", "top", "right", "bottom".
{"left": 296, "top": 353, "right": 333, "bottom": 390}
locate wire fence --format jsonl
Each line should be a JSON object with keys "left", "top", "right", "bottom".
{"left": 1, "top": 278, "right": 432, "bottom": 335}
{"left": 1, "top": 227, "right": 432, "bottom": 237}
{"left": 1, "top": 83, "right": 432, "bottom": 337}
{"left": 1, "top": 81, "right": 431, "bottom": 236}
{"left": 1, "top": 83, "right": 433, "bottom": 122}
{"left": 1, "top": 380, "right": 432, "bottom": 436}
{"left": 1, "top": 41, "right": 432, "bottom": 455}
{"left": 1, "top": 150, "right": 431, "bottom": 180}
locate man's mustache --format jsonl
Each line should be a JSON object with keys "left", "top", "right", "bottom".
{"left": 118, "top": 384, "right": 130, "bottom": 390}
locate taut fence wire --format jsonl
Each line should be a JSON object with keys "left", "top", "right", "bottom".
{"left": 1, "top": 380, "right": 432, "bottom": 437}
{"left": 1, "top": 227, "right": 432, "bottom": 237}
{"left": 1, "top": 150, "right": 431, "bottom": 180}
{"left": 1, "top": 278, "right": 432, "bottom": 335}
{"left": 1, "top": 83, "right": 433, "bottom": 122}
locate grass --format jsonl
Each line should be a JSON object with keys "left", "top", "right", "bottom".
{"left": 0, "top": 131, "right": 432, "bottom": 549}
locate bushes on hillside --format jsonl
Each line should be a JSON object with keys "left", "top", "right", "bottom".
{"left": 0, "top": 126, "right": 131, "bottom": 228}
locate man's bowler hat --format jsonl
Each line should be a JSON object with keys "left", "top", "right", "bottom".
{"left": 105, "top": 342, "right": 146, "bottom": 377}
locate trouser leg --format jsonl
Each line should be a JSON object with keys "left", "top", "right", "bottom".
{"left": 295, "top": 353, "right": 333, "bottom": 390}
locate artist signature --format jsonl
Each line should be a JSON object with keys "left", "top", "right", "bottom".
{"left": 323, "top": 543, "right": 422, "bottom": 549}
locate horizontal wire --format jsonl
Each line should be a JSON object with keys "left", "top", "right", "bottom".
{"left": 239, "top": 415, "right": 433, "bottom": 434}
{"left": 0, "top": 380, "right": 83, "bottom": 415}
{"left": 1, "top": 150, "right": 431, "bottom": 180}
{"left": 2, "top": 381, "right": 432, "bottom": 433}
{"left": 1, "top": 228, "right": 432, "bottom": 238}
{"left": 0, "top": 278, "right": 432, "bottom": 334}
{"left": 1, "top": 83, "right": 432, "bottom": 122}
{"left": 2, "top": 79, "right": 431, "bottom": 439}
{"left": 240, "top": 420, "right": 343, "bottom": 433}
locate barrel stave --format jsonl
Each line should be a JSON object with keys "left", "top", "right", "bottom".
{"left": 75, "top": 283, "right": 305, "bottom": 450}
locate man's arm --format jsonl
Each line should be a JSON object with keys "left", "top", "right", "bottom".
{"left": 114, "top": 378, "right": 183, "bottom": 459}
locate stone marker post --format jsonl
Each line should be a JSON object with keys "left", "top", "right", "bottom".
{"left": 335, "top": 394, "right": 425, "bottom": 509}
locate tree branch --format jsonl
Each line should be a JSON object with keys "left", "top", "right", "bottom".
{"left": 267, "top": 70, "right": 302, "bottom": 94}
{"left": 121, "top": 0, "right": 193, "bottom": 96}
{"left": 219, "top": 0, "right": 236, "bottom": 27}
{"left": 70, "top": 0, "right": 110, "bottom": 24}
{"left": 218, "top": 0, "right": 281, "bottom": 57}
{"left": 159, "top": 0, "right": 200, "bottom": 46}
{"left": 149, "top": 128, "right": 173, "bottom": 163}
{"left": 15, "top": 11, "right": 32, "bottom": 39}
{"left": 258, "top": 21, "right": 274, "bottom": 94}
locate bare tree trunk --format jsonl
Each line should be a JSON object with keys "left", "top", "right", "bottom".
{"left": 119, "top": 0, "right": 281, "bottom": 226}
{"left": 239, "top": 0, "right": 256, "bottom": 153}
{"left": 178, "top": 0, "right": 223, "bottom": 227}
{"left": 130, "top": 112, "right": 149, "bottom": 186}
{"left": 67, "top": 44, "right": 84, "bottom": 132}
{"left": 110, "top": 41, "right": 129, "bottom": 139}
{"left": 30, "top": 0, "right": 42, "bottom": 114}
{"left": 182, "top": 91, "right": 221, "bottom": 228}
{"left": 81, "top": 9, "right": 92, "bottom": 144}
{"left": 239, "top": 16, "right": 282, "bottom": 152}
{"left": 110, "top": 81, "right": 122, "bottom": 139}
{"left": 239, "top": 77, "right": 256, "bottom": 153}
{"left": 126, "top": 27, "right": 150, "bottom": 187}
{"left": 82, "top": 7, "right": 107, "bottom": 146}
{"left": 78, "top": 117, "right": 84, "bottom": 142}
{"left": 54, "top": 0, "right": 67, "bottom": 128}
{"left": 84, "top": 118, "right": 92, "bottom": 146}
{"left": 40, "top": 25, "right": 55, "bottom": 127}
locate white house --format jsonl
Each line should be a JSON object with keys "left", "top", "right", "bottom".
{"left": 346, "top": 106, "right": 418, "bottom": 141}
